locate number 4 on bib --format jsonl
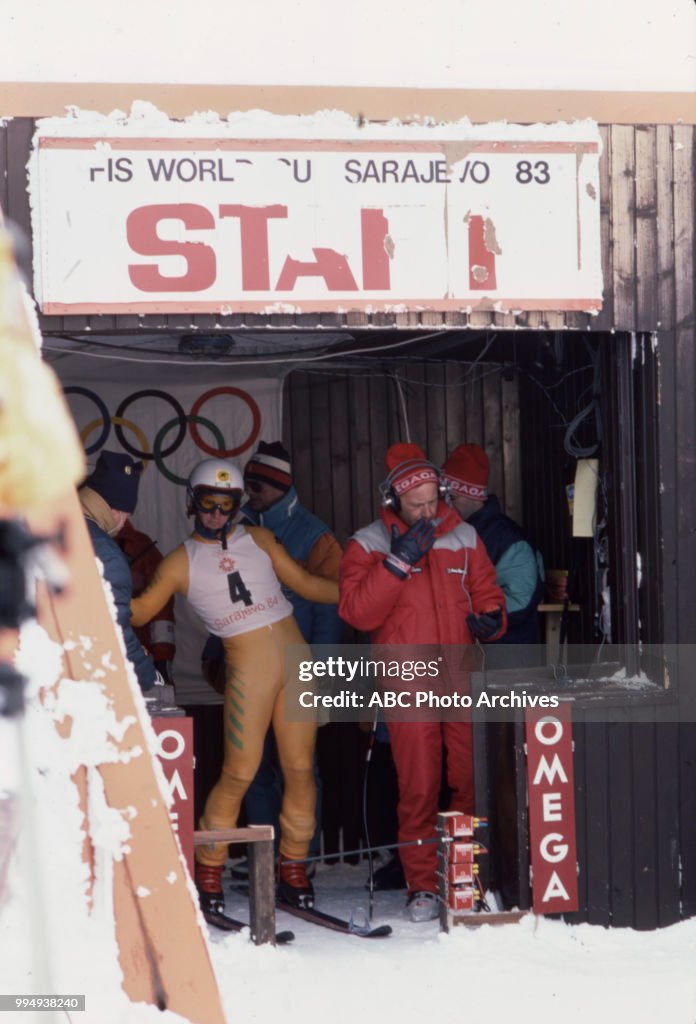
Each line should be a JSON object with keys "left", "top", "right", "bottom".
{"left": 227, "top": 570, "right": 253, "bottom": 607}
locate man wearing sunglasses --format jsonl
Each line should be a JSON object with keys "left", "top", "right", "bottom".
{"left": 130, "top": 456, "right": 339, "bottom": 929}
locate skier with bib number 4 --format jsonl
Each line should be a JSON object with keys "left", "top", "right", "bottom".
{"left": 130, "top": 457, "right": 339, "bottom": 929}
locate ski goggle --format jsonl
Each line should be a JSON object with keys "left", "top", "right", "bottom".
{"left": 195, "top": 492, "right": 239, "bottom": 514}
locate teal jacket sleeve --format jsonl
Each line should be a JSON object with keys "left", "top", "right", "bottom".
{"left": 495, "top": 540, "right": 541, "bottom": 614}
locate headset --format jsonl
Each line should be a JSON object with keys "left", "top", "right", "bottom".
{"left": 379, "top": 458, "right": 449, "bottom": 513}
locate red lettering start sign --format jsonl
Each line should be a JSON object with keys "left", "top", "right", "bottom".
{"left": 525, "top": 703, "right": 579, "bottom": 914}
{"left": 30, "top": 119, "right": 602, "bottom": 316}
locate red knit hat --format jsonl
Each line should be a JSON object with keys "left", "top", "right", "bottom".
{"left": 442, "top": 444, "right": 489, "bottom": 500}
{"left": 384, "top": 443, "right": 439, "bottom": 497}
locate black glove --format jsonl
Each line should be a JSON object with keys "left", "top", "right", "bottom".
{"left": 384, "top": 519, "right": 436, "bottom": 579}
{"left": 467, "top": 605, "right": 503, "bottom": 641}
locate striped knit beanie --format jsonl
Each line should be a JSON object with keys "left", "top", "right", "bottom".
{"left": 442, "top": 444, "right": 489, "bottom": 501}
{"left": 244, "top": 441, "right": 292, "bottom": 494}
{"left": 384, "top": 443, "right": 439, "bottom": 496}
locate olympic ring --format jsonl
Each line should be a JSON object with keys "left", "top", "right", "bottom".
{"left": 64, "top": 386, "right": 111, "bottom": 454}
{"left": 189, "top": 387, "right": 261, "bottom": 458}
{"left": 115, "top": 390, "right": 187, "bottom": 460}
{"left": 81, "top": 417, "right": 151, "bottom": 472}
{"left": 154, "top": 416, "right": 226, "bottom": 485}
{"left": 65, "top": 384, "right": 263, "bottom": 475}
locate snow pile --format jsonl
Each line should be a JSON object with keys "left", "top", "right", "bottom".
{"left": 214, "top": 865, "right": 696, "bottom": 1024}
{"left": 34, "top": 101, "right": 602, "bottom": 143}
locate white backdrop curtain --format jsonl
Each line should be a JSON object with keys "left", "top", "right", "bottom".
{"left": 51, "top": 351, "right": 284, "bottom": 703}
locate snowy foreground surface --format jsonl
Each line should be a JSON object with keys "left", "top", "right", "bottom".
{"left": 6, "top": 852, "right": 696, "bottom": 1024}
{"left": 214, "top": 864, "right": 696, "bottom": 1024}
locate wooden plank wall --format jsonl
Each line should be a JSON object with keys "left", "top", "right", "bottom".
{"left": 566, "top": 710, "right": 683, "bottom": 930}
{"left": 282, "top": 360, "right": 522, "bottom": 545}
{"left": 660, "top": 124, "right": 696, "bottom": 920}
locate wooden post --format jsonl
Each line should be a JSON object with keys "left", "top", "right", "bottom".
{"left": 248, "top": 829, "right": 278, "bottom": 946}
{"left": 194, "top": 826, "right": 278, "bottom": 946}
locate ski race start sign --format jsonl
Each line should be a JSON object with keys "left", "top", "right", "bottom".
{"left": 30, "top": 114, "right": 602, "bottom": 316}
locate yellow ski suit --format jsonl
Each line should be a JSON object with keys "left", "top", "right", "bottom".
{"left": 131, "top": 523, "right": 339, "bottom": 867}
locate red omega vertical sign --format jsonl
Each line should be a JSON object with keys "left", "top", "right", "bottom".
{"left": 152, "top": 717, "right": 195, "bottom": 878}
{"left": 525, "top": 703, "right": 578, "bottom": 914}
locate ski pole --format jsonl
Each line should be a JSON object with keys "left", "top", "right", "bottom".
{"left": 280, "top": 826, "right": 488, "bottom": 867}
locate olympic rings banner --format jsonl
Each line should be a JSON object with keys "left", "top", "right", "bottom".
{"left": 53, "top": 352, "right": 282, "bottom": 702}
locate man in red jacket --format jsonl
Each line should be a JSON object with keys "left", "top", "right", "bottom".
{"left": 339, "top": 443, "right": 506, "bottom": 922}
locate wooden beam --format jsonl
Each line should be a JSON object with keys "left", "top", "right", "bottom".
{"left": 194, "top": 826, "right": 274, "bottom": 845}
{"left": 33, "top": 491, "right": 226, "bottom": 1023}
{"left": 450, "top": 910, "right": 528, "bottom": 927}
{"left": 3, "top": 83, "right": 696, "bottom": 124}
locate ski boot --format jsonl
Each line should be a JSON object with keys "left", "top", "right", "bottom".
{"left": 277, "top": 856, "right": 314, "bottom": 909}
{"left": 195, "top": 862, "right": 238, "bottom": 931}
{"left": 406, "top": 890, "right": 439, "bottom": 923}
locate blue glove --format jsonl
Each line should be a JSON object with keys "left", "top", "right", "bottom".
{"left": 467, "top": 605, "right": 503, "bottom": 641}
{"left": 384, "top": 520, "right": 436, "bottom": 579}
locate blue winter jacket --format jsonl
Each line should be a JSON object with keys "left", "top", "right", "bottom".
{"left": 85, "top": 518, "right": 157, "bottom": 691}
{"left": 468, "top": 495, "right": 544, "bottom": 645}
{"left": 242, "top": 486, "right": 343, "bottom": 646}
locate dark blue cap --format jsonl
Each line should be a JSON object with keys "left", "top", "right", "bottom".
{"left": 84, "top": 450, "right": 143, "bottom": 514}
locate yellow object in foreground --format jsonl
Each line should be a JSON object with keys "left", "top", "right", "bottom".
{"left": 0, "top": 224, "right": 84, "bottom": 514}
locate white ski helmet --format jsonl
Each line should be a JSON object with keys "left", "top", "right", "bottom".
{"left": 187, "top": 457, "right": 244, "bottom": 513}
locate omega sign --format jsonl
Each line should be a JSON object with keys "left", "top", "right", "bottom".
{"left": 30, "top": 118, "right": 602, "bottom": 316}
{"left": 525, "top": 704, "right": 579, "bottom": 914}
{"left": 151, "top": 717, "right": 194, "bottom": 878}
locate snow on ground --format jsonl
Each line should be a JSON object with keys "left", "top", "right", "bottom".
{"left": 210, "top": 862, "right": 696, "bottom": 1024}
{"left": 4, "top": 842, "right": 696, "bottom": 1024}
{"left": 2, "top": 626, "right": 696, "bottom": 1024}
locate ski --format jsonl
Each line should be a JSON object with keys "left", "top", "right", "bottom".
{"left": 202, "top": 907, "right": 294, "bottom": 944}
{"left": 276, "top": 901, "right": 392, "bottom": 938}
